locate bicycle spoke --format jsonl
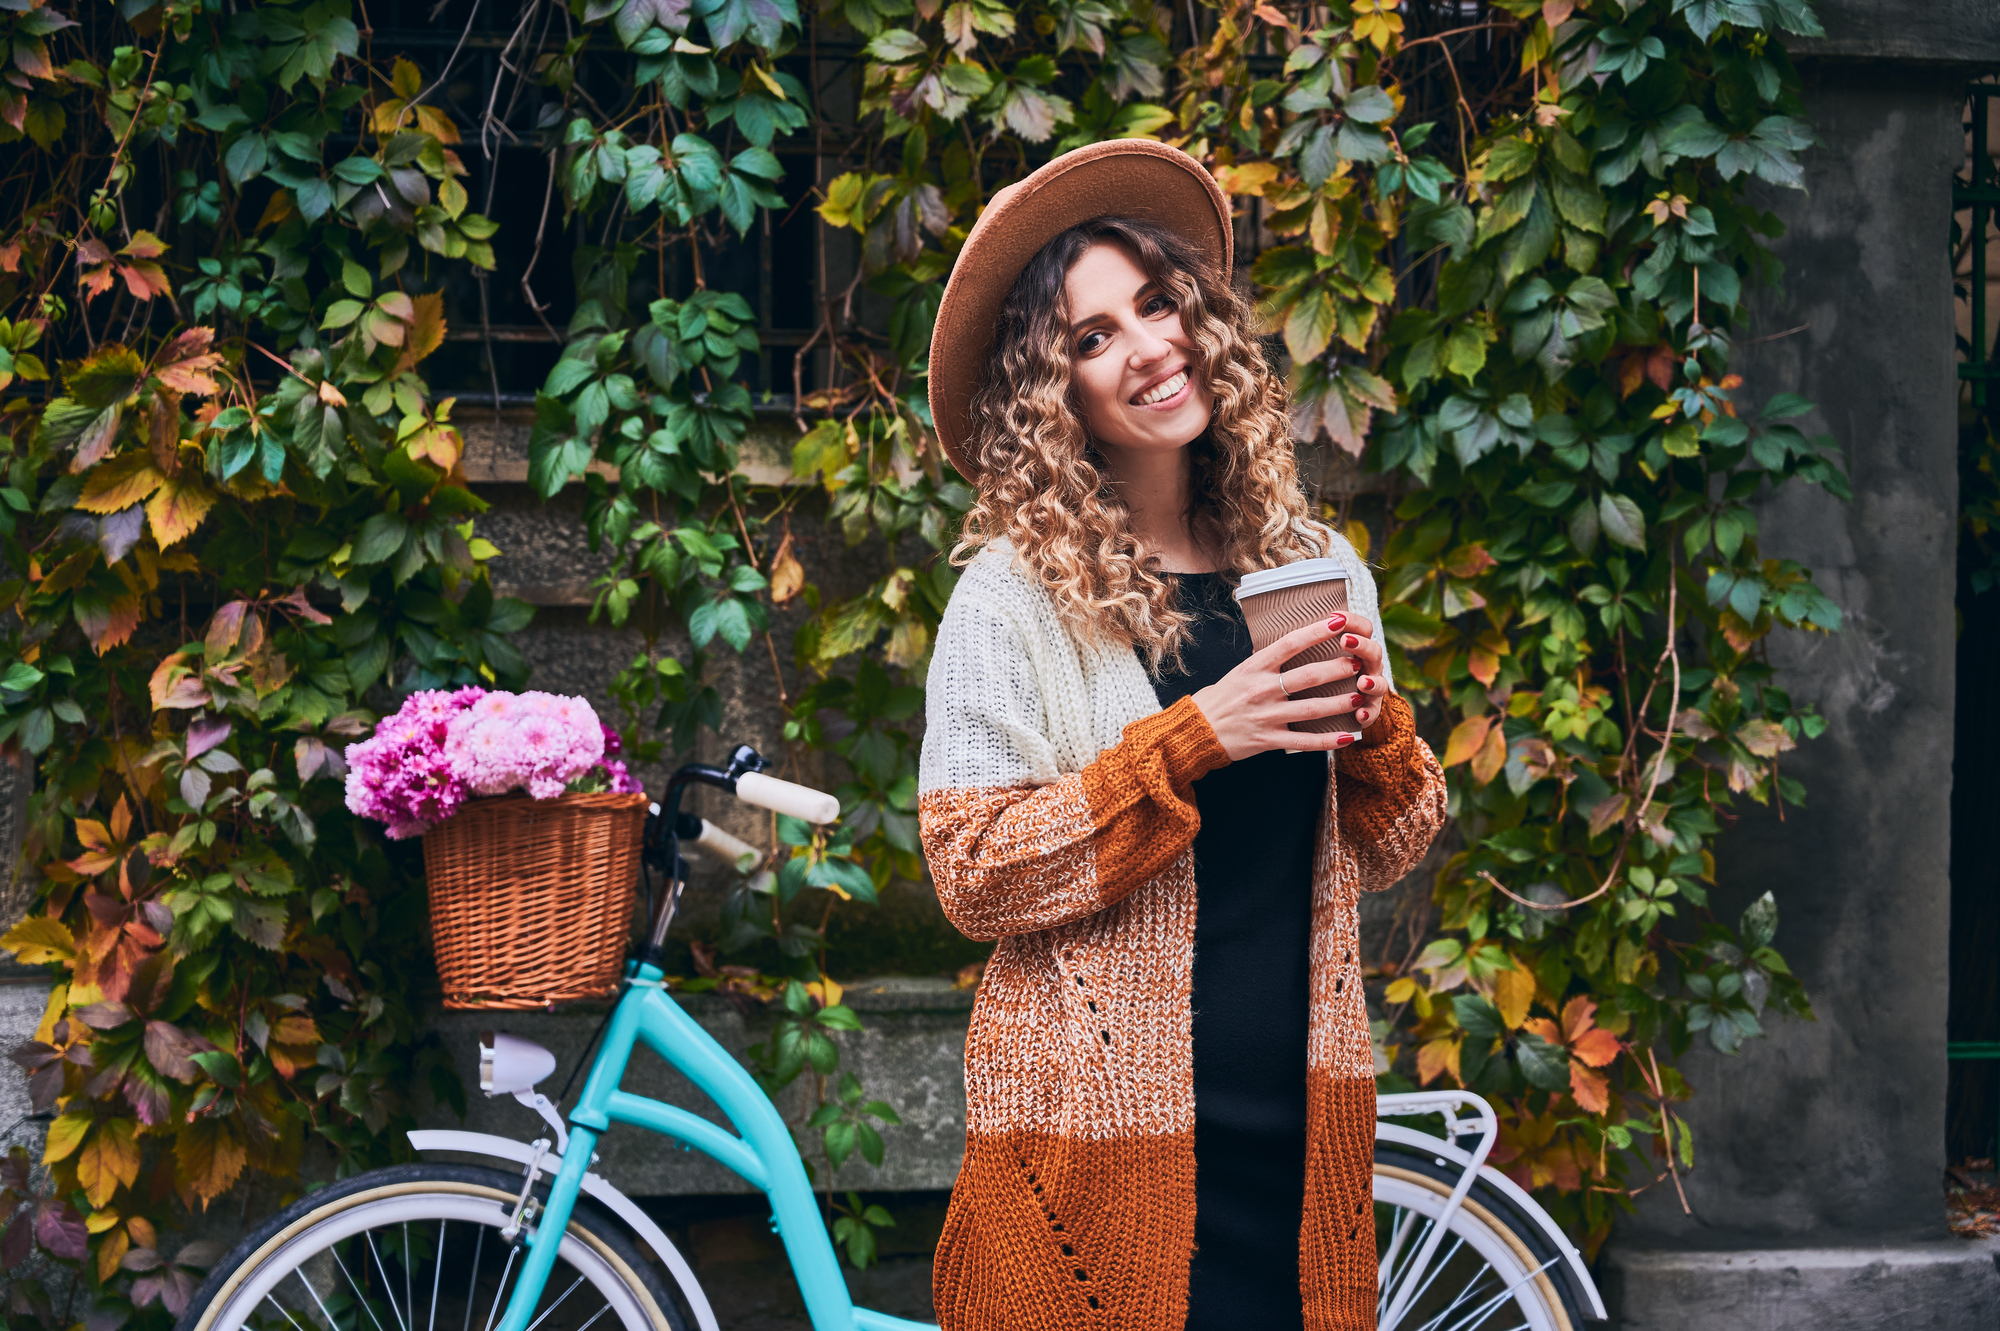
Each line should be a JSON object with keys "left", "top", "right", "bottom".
{"left": 461, "top": 1227, "right": 486, "bottom": 1331}
{"left": 1423, "top": 1255, "right": 1561, "bottom": 1331}
{"left": 522, "top": 1275, "right": 588, "bottom": 1331}
{"left": 1378, "top": 1204, "right": 1422, "bottom": 1296}
{"left": 429, "top": 1221, "right": 447, "bottom": 1331}
{"left": 294, "top": 1263, "right": 351, "bottom": 1331}
{"left": 1383, "top": 1232, "right": 1469, "bottom": 1331}
{"left": 332, "top": 1244, "right": 394, "bottom": 1331}
{"left": 1380, "top": 1213, "right": 1441, "bottom": 1317}
{"left": 263, "top": 1291, "right": 318, "bottom": 1331}
{"left": 480, "top": 1243, "right": 521, "bottom": 1331}
{"left": 366, "top": 1230, "right": 413, "bottom": 1331}
{"left": 1409, "top": 1261, "right": 1503, "bottom": 1331}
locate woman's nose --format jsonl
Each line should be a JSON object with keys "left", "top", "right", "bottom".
{"left": 1127, "top": 322, "right": 1172, "bottom": 366}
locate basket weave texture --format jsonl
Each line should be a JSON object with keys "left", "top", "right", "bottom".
{"left": 422, "top": 790, "right": 649, "bottom": 1010}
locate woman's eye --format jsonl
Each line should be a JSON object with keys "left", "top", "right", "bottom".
{"left": 1143, "top": 295, "right": 1174, "bottom": 317}
{"left": 1077, "top": 331, "right": 1105, "bottom": 355}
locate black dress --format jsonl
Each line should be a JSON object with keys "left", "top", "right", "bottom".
{"left": 1148, "top": 571, "right": 1328, "bottom": 1331}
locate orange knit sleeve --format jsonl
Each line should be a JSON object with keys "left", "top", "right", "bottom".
{"left": 918, "top": 695, "right": 1229, "bottom": 940}
{"left": 1333, "top": 691, "right": 1448, "bottom": 893}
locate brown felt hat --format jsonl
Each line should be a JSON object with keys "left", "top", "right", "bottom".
{"left": 927, "top": 139, "right": 1234, "bottom": 482}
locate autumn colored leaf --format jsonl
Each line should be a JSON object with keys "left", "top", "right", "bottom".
{"left": 2, "top": 916, "right": 75, "bottom": 965}
{"left": 1416, "top": 1036, "right": 1460, "bottom": 1086}
{"left": 77, "top": 1117, "right": 141, "bottom": 1208}
{"left": 146, "top": 474, "right": 218, "bottom": 548}
{"left": 1441, "top": 715, "right": 1495, "bottom": 768}
{"left": 1492, "top": 966, "right": 1535, "bottom": 1030}
{"left": 76, "top": 453, "right": 167, "bottom": 514}
{"left": 1568, "top": 1063, "right": 1611, "bottom": 1113}
{"left": 769, "top": 531, "right": 804, "bottom": 603}
{"left": 42, "top": 1110, "right": 92, "bottom": 1163}
{"left": 395, "top": 291, "right": 447, "bottom": 373}
{"left": 1470, "top": 723, "right": 1508, "bottom": 786}
{"left": 68, "top": 819, "right": 121, "bottom": 875}
{"left": 1561, "top": 996, "right": 1622, "bottom": 1067}
{"left": 74, "top": 587, "right": 143, "bottom": 655}
{"left": 96, "top": 1223, "right": 130, "bottom": 1281}
{"left": 150, "top": 328, "right": 225, "bottom": 395}
{"left": 175, "top": 1117, "right": 246, "bottom": 1205}
{"left": 149, "top": 650, "right": 210, "bottom": 709}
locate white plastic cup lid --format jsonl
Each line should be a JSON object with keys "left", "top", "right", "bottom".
{"left": 1232, "top": 558, "right": 1349, "bottom": 602}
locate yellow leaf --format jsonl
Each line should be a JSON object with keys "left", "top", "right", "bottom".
{"left": 413, "top": 104, "right": 460, "bottom": 144}
{"left": 176, "top": 1117, "right": 247, "bottom": 1206}
{"left": 750, "top": 63, "right": 787, "bottom": 99}
{"left": 34, "top": 983, "right": 68, "bottom": 1043}
{"left": 77, "top": 1117, "right": 140, "bottom": 1209}
{"left": 84, "top": 1207, "right": 123, "bottom": 1234}
{"left": 95, "top": 1225, "right": 130, "bottom": 1282}
{"left": 1341, "top": 516, "right": 1371, "bottom": 561}
{"left": 1440, "top": 715, "right": 1495, "bottom": 768}
{"left": 145, "top": 475, "right": 218, "bottom": 548}
{"left": 805, "top": 977, "right": 844, "bottom": 1008}
{"left": 1493, "top": 966, "right": 1535, "bottom": 1030}
{"left": 1383, "top": 976, "right": 1418, "bottom": 1004}
{"left": 1470, "top": 723, "right": 1507, "bottom": 785}
{"left": 1416, "top": 1036, "right": 1460, "bottom": 1086}
{"left": 75, "top": 453, "right": 166, "bottom": 514}
{"left": 391, "top": 57, "right": 422, "bottom": 100}
{"left": 1214, "top": 161, "right": 1281, "bottom": 198}
{"left": 769, "top": 532, "right": 804, "bottom": 604}
{"left": 44, "top": 1110, "right": 93, "bottom": 1163}
{"left": 396, "top": 291, "right": 448, "bottom": 373}
{"left": 3, "top": 915, "right": 76, "bottom": 965}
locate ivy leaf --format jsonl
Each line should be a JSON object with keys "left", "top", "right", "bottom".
{"left": 1513, "top": 1029, "right": 1572, "bottom": 1091}
{"left": 1284, "top": 287, "right": 1336, "bottom": 363}
{"left": 693, "top": 0, "right": 796, "bottom": 50}
{"left": 1597, "top": 492, "right": 1645, "bottom": 550}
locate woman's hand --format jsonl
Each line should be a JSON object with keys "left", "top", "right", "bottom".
{"left": 1191, "top": 612, "right": 1388, "bottom": 762}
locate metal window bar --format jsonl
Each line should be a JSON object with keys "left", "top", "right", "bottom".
{"left": 1959, "top": 82, "right": 2000, "bottom": 409}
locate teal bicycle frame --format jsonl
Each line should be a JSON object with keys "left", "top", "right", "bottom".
{"left": 488, "top": 747, "right": 936, "bottom": 1331}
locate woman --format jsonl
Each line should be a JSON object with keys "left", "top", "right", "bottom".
{"left": 917, "top": 140, "right": 1447, "bottom": 1331}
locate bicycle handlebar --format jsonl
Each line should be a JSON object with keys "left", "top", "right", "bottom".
{"left": 733, "top": 771, "right": 841, "bottom": 825}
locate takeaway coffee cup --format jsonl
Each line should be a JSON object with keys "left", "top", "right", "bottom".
{"left": 1233, "top": 559, "right": 1359, "bottom": 736}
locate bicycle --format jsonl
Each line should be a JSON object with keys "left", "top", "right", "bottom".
{"left": 179, "top": 744, "right": 1607, "bottom": 1331}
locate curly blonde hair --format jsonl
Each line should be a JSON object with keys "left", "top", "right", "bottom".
{"left": 952, "top": 215, "right": 1327, "bottom": 671}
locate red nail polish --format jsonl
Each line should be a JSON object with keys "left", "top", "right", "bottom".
{"left": 1357, "top": 676, "right": 1374, "bottom": 691}
{"left": 1343, "top": 635, "right": 1360, "bottom": 650}
{"left": 1335, "top": 733, "right": 1356, "bottom": 747}
{"left": 1328, "top": 613, "right": 1346, "bottom": 631}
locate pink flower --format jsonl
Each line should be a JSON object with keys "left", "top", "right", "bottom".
{"left": 444, "top": 690, "right": 605, "bottom": 801}
{"left": 343, "top": 687, "right": 486, "bottom": 839}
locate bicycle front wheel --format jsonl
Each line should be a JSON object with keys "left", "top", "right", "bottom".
{"left": 178, "top": 1164, "right": 679, "bottom": 1331}
{"left": 1374, "top": 1145, "right": 1582, "bottom": 1331}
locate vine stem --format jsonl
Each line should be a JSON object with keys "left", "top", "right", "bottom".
{"left": 1481, "top": 553, "right": 1682, "bottom": 913}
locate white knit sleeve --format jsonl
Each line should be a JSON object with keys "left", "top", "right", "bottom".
{"left": 919, "top": 573, "right": 1064, "bottom": 794}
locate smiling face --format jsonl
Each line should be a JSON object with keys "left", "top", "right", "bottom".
{"left": 1063, "top": 241, "right": 1215, "bottom": 457}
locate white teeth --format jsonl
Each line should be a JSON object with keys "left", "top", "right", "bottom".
{"left": 1134, "top": 369, "right": 1188, "bottom": 406}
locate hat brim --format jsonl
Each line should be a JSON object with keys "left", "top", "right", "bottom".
{"left": 926, "top": 140, "right": 1234, "bottom": 481}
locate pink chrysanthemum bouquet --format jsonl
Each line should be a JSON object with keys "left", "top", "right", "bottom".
{"left": 344, "top": 688, "right": 641, "bottom": 838}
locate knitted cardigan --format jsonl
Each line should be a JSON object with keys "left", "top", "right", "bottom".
{"left": 917, "top": 537, "right": 1448, "bottom": 1331}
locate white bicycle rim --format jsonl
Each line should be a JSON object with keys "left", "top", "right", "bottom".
{"left": 1374, "top": 1165, "right": 1572, "bottom": 1331}
{"left": 192, "top": 1182, "right": 669, "bottom": 1331}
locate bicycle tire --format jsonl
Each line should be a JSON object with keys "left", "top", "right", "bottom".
{"left": 1373, "top": 1144, "right": 1585, "bottom": 1331}
{"left": 176, "top": 1163, "right": 683, "bottom": 1331}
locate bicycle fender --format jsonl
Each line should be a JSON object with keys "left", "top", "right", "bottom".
{"left": 1375, "top": 1123, "right": 1609, "bottom": 1322}
{"left": 408, "top": 1130, "right": 720, "bottom": 1331}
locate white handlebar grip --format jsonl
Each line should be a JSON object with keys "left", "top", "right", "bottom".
{"left": 696, "top": 820, "right": 763, "bottom": 874}
{"left": 734, "top": 771, "right": 841, "bottom": 825}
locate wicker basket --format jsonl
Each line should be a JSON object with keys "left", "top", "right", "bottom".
{"left": 422, "top": 790, "right": 650, "bottom": 1010}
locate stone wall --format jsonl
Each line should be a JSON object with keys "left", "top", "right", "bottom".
{"left": 1603, "top": 1, "right": 2000, "bottom": 1324}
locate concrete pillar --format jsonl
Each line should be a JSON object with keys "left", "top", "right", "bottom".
{"left": 1603, "top": 5, "right": 2000, "bottom": 1325}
